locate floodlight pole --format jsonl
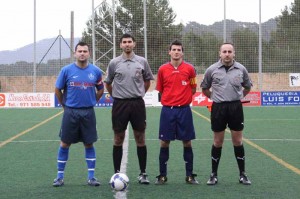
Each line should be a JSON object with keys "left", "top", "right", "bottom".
{"left": 144, "top": 0, "right": 147, "bottom": 59}
{"left": 92, "top": 0, "right": 116, "bottom": 62}
{"left": 258, "top": 0, "right": 262, "bottom": 91}
{"left": 33, "top": 0, "right": 37, "bottom": 92}
{"left": 112, "top": 0, "right": 116, "bottom": 58}
{"left": 223, "top": 0, "right": 226, "bottom": 42}
{"left": 70, "top": 11, "right": 74, "bottom": 61}
{"left": 92, "top": 0, "right": 96, "bottom": 64}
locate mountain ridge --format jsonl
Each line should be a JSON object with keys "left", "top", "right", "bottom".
{"left": 0, "top": 37, "right": 80, "bottom": 65}
{"left": 0, "top": 19, "right": 277, "bottom": 64}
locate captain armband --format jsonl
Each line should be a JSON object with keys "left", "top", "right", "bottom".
{"left": 190, "top": 77, "right": 197, "bottom": 85}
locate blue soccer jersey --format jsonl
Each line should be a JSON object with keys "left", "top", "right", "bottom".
{"left": 55, "top": 63, "right": 103, "bottom": 108}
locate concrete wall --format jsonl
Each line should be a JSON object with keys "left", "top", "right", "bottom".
{"left": 0, "top": 73, "right": 299, "bottom": 93}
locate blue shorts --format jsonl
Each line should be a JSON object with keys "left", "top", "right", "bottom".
{"left": 158, "top": 106, "right": 195, "bottom": 141}
{"left": 59, "top": 107, "right": 98, "bottom": 144}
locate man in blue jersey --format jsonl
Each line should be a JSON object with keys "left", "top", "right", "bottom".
{"left": 105, "top": 33, "right": 154, "bottom": 184}
{"left": 52, "top": 41, "right": 104, "bottom": 187}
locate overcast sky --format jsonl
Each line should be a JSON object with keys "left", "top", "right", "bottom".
{"left": 0, "top": 0, "right": 294, "bottom": 51}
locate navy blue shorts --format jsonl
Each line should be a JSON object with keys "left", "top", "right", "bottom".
{"left": 112, "top": 98, "right": 146, "bottom": 133}
{"left": 211, "top": 100, "right": 244, "bottom": 132}
{"left": 159, "top": 106, "right": 195, "bottom": 141}
{"left": 59, "top": 107, "right": 98, "bottom": 144}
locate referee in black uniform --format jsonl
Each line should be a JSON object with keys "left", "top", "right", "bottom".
{"left": 201, "top": 43, "right": 252, "bottom": 185}
{"left": 105, "top": 33, "right": 154, "bottom": 184}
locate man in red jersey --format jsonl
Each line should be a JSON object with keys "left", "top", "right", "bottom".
{"left": 155, "top": 40, "right": 198, "bottom": 185}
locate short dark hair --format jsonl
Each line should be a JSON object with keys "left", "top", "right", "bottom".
{"left": 119, "top": 33, "right": 136, "bottom": 43}
{"left": 169, "top": 40, "right": 184, "bottom": 52}
{"left": 220, "top": 42, "right": 235, "bottom": 49}
{"left": 75, "top": 41, "right": 90, "bottom": 51}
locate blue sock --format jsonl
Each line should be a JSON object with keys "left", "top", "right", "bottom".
{"left": 57, "top": 146, "right": 69, "bottom": 179}
{"left": 85, "top": 147, "right": 96, "bottom": 179}
{"left": 159, "top": 147, "right": 169, "bottom": 176}
{"left": 184, "top": 147, "right": 193, "bottom": 176}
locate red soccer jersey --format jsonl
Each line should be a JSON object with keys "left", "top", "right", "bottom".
{"left": 156, "top": 61, "right": 197, "bottom": 106}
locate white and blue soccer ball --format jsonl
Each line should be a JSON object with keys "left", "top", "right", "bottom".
{"left": 110, "top": 173, "right": 129, "bottom": 191}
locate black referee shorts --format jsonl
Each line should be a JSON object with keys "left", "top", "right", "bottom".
{"left": 211, "top": 100, "right": 244, "bottom": 132}
{"left": 112, "top": 98, "right": 146, "bottom": 133}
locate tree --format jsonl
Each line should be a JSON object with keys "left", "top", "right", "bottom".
{"left": 182, "top": 31, "right": 220, "bottom": 74}
{"left": 270, "top": 0, "right": 300, "bottom": 72}
{"left": 231, "top": 28, "right": 259, "bottom": 73}
{"left": 81, "top": 0, "right": 183, "bottom": 73}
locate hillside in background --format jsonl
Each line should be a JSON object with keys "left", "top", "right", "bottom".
{"left": 0, "top": 19, "right": 277, "bottom": 64}
{"left": 0, "top": 37, "right": 80, "bottom": 65}
{"left": 183, "top": 19, "right": 277, "bottom": 41}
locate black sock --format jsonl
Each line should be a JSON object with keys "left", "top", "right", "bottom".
{"left": 137, "top": 146, "right": 147, "bottom": 173}
{"left": 113, "top": 145, "right": 123, "bottom": 173}
{"left": 234, "top": 145, "right": 245, "bottom": 175}
{"left": 211, "top": 145, "right": 222, "bottom": 175}
{"left": 183, "top": 147, "right": 193, "bottom": 176}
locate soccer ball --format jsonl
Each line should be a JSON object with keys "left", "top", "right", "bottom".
{"left": 110, "top": 173, "right": 129, "bottom": 191}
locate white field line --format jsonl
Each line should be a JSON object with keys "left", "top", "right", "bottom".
{"left": 2, "top": 138, "right": 300, "bottom": 143}
{"left": 115, "top": 126, "right": 129, "bottom": 199}
{"left": 192, "top": 109, "right": 300, "bottom": 175}
{"left": 120, "top": 127, "right": 129, "bottom": 174}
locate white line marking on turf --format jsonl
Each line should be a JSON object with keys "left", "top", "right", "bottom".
{"left": 114, "top": 126, "right": 129, "bottom": 199}
{"left": 243, "top": 139, "right": 300, "bottom": 141}
{"left": 120, "top": 127, "right": 129, "bottom": 174}
{"left": 191, "top": 109, "right": 300, "bottom": 176}
{"left": 0, "top": 111, "right": 63, "bottom": 148}
{"left": 2, "top": 138, "right": 300, "bottom": 143}
{"left": 246, "top": 119, "right": 300, "bottom": 121}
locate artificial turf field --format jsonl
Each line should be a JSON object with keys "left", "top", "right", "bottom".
{"left": 0, "top": 106, "right": 299, "bottom": 199}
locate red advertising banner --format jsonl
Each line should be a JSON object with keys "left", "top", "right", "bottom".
{"left": 192, "top": 92, "right": 261, "bottom": 106}
{"left": 241, "top": 92, "right": 261, "bottom": 106}
{"left": 0, "top": 93, "right": 5, "bottom": 107}
{"left": 192, "top": 92, "right": 213, "bottom": 106}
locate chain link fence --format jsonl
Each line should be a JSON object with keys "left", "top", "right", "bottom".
{"left": 0, "top": 0, "right": 299, "bottom": 92}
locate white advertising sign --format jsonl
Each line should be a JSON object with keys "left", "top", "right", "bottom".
{"left": 0, "top": 93, "right": 55, "bottom": 108}
{"left": 289, "top": 73, "right": 300, "bottom": 87}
